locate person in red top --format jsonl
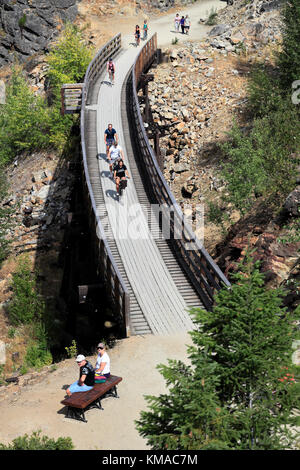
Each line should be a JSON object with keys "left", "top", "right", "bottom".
{"left": 106, "top": 57, "right": 115, "bottom": 84}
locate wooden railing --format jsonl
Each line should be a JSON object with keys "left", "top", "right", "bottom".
{"left": 127, "top": 33, "right": 231, "bottom": 310}
{"left": 80, "top": 33, "right": 131, "bottom": 337}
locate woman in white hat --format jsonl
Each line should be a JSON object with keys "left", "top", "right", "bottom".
{"left": 94, "top": 343, "right": 111, "bottom": 382}
{"left": 66, "top": 354, "right": 95, "bottom": 396}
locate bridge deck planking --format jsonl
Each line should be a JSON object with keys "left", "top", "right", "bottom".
{"left": 95, "top": 40, "right": 195, "bottom": 334}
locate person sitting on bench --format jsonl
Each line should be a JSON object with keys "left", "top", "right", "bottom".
{"left": 66, "top": 355, "right": 95, "bottom": 396}
{"left": 94, "top": 343, "right": 111, "bottom": 382}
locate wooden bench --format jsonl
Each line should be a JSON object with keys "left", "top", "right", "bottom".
{"left": 61, "top": 375, "right": 122, "bottom": 423}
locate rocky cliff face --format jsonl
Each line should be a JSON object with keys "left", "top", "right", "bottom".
{"left": 0, "top": 0, "right": 78, "bottom": 67}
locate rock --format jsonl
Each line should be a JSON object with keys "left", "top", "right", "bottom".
{"left": 0, "top": 0, "right": 78, "bottom": 66}
{"left": 208, "top": 24, "right": 231, "bottom": 37}
{"left": 174, "top": 163, "right": 189, "bottom": 173}
{"left": 36, "top": 185, "right": 50, "bottom": 200}
{"left": 0, "top": 80, "right": 5, "bottom": 104}
{"left": 283, "top": 187, "right": 300, "bottom": 217}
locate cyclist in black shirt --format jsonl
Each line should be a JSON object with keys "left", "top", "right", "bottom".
{"left": 104, "top": 124, "right": 118, "bottom": 158}
{"left": 114, "top": 159, "right": 130, "bottom": 196}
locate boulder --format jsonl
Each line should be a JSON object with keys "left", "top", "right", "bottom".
{"left": 283, "top": 187, "right": 300, "bottom": 217}
{"left": 208, "top": 24, "right": 231, "bottom": 37}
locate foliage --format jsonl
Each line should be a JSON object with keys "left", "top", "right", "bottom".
{"left": 136, "top": 254, "right": 300, "bottom": 450}
{"left": 46, "top": 23, "right": 93, "bottom": 101}
{"left": 0, "top": 67, "right": 51, "bottom": 165}
{"left": 8, "top": 255, "right": 45, "bottom": 326}
{"left": 0, "top": 430, "right": 74, "bottom": 450}
{"left": 277, "top": 0, "right": 300, "bottom": 90}
{"left": 65, "top": 339, "right": 78, "bottom": 359}
{"left": 0, "top": 23, "right": 93, "bottom": 164}
{"left": 206, "top": 8, "right": 218, "bottom": 26}
{"left": 7, "top": 256, "right": 52, "bottom": 370}
{"left": 217, "top": 63, "right": 300, "bottom": 215}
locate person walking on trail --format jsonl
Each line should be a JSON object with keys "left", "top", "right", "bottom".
{"left": 104, "top": 123, "right": 118, "bottom": 158}
{"left": 143, "top": 19, "right": 148, "bottom": 40}
{"left": 174, "top": 13, "right": 180, "bottom": 32}
{"left": 94, "top": 343, "right": 111, "bottom": 383}
{"left": 135, "top": 25, "right": 141, "bottom": 46}
{"left": 184, "top": 15, "right": 190, "bottom": 35}
{"left": 108, "top": 140, "right": 125, "bottom": 176}
{"left": 66, "top": 355, "right": 95, "bottom": 396}
{"left": 180, "top": 16, "right": 185, "bottom": 34}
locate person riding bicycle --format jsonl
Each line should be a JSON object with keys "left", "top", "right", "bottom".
{"left": 108, "top": 140, "right": 124, "bottom": 176}
{"left": 114, "top": 159, "right": 130, "bottom": 196}
{"left": 104, "top": 124, "right": 118, "bottom": 158}
{"left": 106, "top": 57, "right": 115, "bottom": 84}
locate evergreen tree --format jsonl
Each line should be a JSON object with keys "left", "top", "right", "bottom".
{"left": 136, "top": 255, "right": 300, "bottom": 450}
{"left": 278, "top": 0, "right": 300, "bottom": 90}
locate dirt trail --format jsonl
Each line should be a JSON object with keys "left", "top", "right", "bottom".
{"left": 0, "top": 0, "right": 224, "bottom": 450}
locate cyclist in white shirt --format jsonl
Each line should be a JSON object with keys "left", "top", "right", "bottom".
{"left": 107, "top": 140, "right": 125, "bottom": 176}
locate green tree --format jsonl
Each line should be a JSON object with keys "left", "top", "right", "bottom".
{"left": 136, "top": 255, "right": 300, "bottom": 450}
{"left": 46, "top": 23, "right": 93, "bottom": 101}
{"left": 278, "top": 0, "right": 300, "bottom": 90}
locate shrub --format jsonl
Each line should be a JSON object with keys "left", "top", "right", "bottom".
{"left": 206, "top": 8, "right": 218, "bottom": 26}
{"left": 46, "top": 23, "right": 93, "bottom": 101}
{"left": 0, "top": 430, "right": 74, "bottom": 450}
{"left": 0, "top": 67, "right": 51, "bottom": 165}
{"left": 8, "top": 255, "right": 45, "bottom": 326}
{"left": 136, "top": 255, "right": 300, "bottom": 450}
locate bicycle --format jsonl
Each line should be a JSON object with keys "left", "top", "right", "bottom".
{"left": 108, "top": 69, "right": 114, "bottom": 85}
{"left": 118, "top": 177, "right": 128, "bottom": 199}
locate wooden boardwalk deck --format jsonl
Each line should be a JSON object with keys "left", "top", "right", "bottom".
{"left": 85, "top": 37, "right": 203, "bottom": 335}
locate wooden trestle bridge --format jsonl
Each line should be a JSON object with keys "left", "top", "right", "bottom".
{"left": 61, "top": 33, "right": 230, "bottom": 337}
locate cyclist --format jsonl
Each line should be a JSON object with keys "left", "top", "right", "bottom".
{"left": 108, "top": 140, "right": 124, "bottom": 176}
{"left": 106, "top": 57, "right": 115, "bottom": 84}
{"left": 114, "top": 159, "right": 130, "bottom": 196}
{"left": 104, "top": 124, "right": 118, "bottom": 158}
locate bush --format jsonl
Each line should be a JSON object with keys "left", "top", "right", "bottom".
{"left": 218, "top": 65, "right": 300, "bottom": 215}
{"left": 7, "top": 256, "right": 52, "bottom": 370}
{"left": 0, "top": 67, "right": 51, "bottom": 165}
{"left": 0, "top": 430, "right": 74, "bottom": 450}
{"left": 46, "top": 23, "right": 93, "bottom": 101}
{"left": 277, "top": 0, "right": 300, "bottom": 90}
{"left": 206, "top": 8, "right": 218, "bottom": 26}
{"left": 8, "top": 255, "right": 45, "bottom": 326}
{"left": 0, "top": 23, "right": 93, "bottom": 165}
